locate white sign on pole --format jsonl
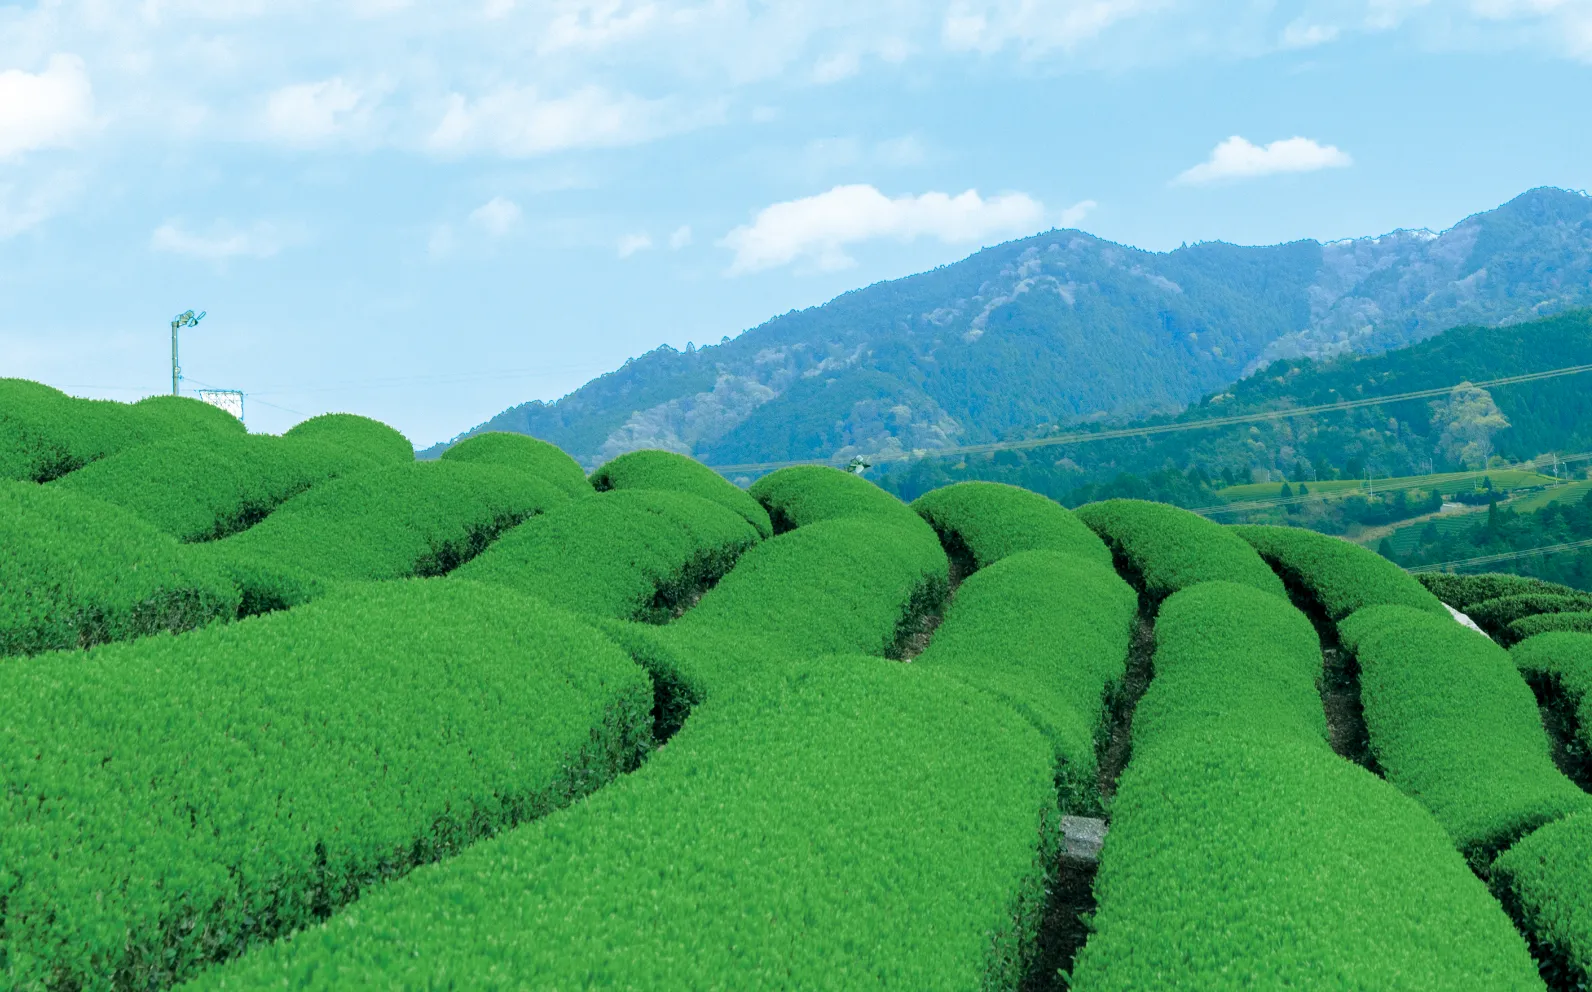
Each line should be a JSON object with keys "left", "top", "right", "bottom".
{"left": 197, "top": 389, "right": 245, "bottom": 423}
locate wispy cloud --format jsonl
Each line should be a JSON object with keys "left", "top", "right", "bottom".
{"left": 721, "top": 183, "right": 1045, "bottom": 274}
{"left": 0, "top": 55, "right": 96, "bottom": 159}
{"left": 1173, "top": 135, "right": 1352, "bottom": 186}
{"left": 150, "top": 220, "right": 297, "bottom": 260}
{"left": 425, "top": 85, "right": 712, "bottom": 158}
{"left": 469, "top": 196, "right": 522, "bottom": 236}
{"left": 1059, "top": 198, "right": 1097, "bottom": 227}
{"left": 941, "top": 0, "right": 1159, "bottom": 56}
{"left": 263, "top": 77, "right": 377, "bottom": 146}
{"left": 617, "top": 231, "right": 653, "bottom": 257}
{"left": 668, "top": 224, "right": 693, "bottom": 249}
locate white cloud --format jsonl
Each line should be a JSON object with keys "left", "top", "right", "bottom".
{"left": 1173, "top": 135, "right": 1353, "bottom": 186}
{"left": 264, "top": 77, "right": 371, "bottom": 146}
{"left": 942, "top": 0, "right": 1158, "bottom": 55}
{"left": 1059, "top": 198, "right": 1097, "bottom": 227}
{"left": 721, "top": 183, "right": 1045, "bottom": 274}
{"left": 618, "top": 231, "right": 653, "bottom": 257}
{"left": 0, "top": 55, "right": 96, "bottom": 159}
{"left": 150, "top": 220, "right": 295, "bottom": 260}
{"left": 426, "top": 85, "right": 707, "bottom": 157}
{"left": 1281, "top": 20, "right": 1340, "bottom": 48}
{"left": 0, "top": 171, "right": 86, "bottom": 239}
{"left": 469, "top": 196, "right": 522, "bottom": 236}
{"left": 812, "top": 51, "right": 861, "bottom": 83}
{"left": 668, "top": 224, "right": 692, "bottom": 249}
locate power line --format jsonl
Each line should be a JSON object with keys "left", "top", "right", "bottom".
{"left": 706, "top": 362, "right": 1592, "bottom": 474}
{"left": 1405, "top": 537, "right": 1592, "bottom": 573}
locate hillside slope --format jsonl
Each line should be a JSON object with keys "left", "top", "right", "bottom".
{"left": 430, "top": 187, "right": 1592, "bottom": 467}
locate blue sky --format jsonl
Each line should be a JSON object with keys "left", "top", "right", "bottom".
{"left": 2, "top": 0, "right": 1590, "bottom": 447}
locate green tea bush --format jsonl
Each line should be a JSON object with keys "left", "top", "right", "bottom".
{"left": 1071, "top": 581, "right": 1544, "bottom": 991}
{"left": 1, "top": 481, "right": 241, "bottom": 657}
{"left": 1468, "top": 593, "right": 1592, "bottom": 644}
{"left": 0, "top": 579, "right": 652, "bottom": 991}
{"left": 453, "top": 489, "right": 759, "bottom": 622}
{"left": 749, "top": 464, "right": 923, "bottom": 532}
{"left": 915, "top": 550, "right": 1136, "bottom": 814}
{"left": 1, "top": 380, "right": 244, "bottom": 482}
{"left": 200, "top": 461, "right": 566, "bottom": 607}
{"left": 1073, "top": 499, "right": 1285, "bottom": 601}
{"left": 1493, "top": 809, "right": 1592, "bottom": 987}
{"left": 591, "top": 448, "right": 772, "bottom": 537}
{"left": 282, "top": 412, "right": 412, "bottom": 463}
{"left": 52, "top": 434, "right": 376, "bottom": 542}
{"left": 1419, "top": 572, "right": 1582, "bottom": 611}
{"left": 1511, "top": 611, "right": 1592, "bottom": 642}
{"left": 440, "top": 431, "right": 592, "bottom": 498}
{"left": 1340, "top": 604, "right": 1591, "bottom": 859}
{"left": 910, "top": 481, "right": 1113, "bottom": 571}
{"left": 1234, "top": 524, "right": 1447, "bottom": 621}
{"left": 188, "top": 657, "right": 1058, "bottom": 991}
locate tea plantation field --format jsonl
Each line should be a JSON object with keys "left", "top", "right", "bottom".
{"left": 6, "top": 377, "right": 1592, "bottom": 990}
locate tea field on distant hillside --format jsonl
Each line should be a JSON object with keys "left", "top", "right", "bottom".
{"left": 5, "top": 377, "right": 1592, "bottom": 991}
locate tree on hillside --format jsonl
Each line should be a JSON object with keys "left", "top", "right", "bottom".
{"left": 1430, "top": 383, "right": 1510, "bottom": 469}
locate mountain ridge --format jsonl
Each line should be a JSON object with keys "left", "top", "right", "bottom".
{"left": 424, "top": 186, "right": 1592, "bottom": 468}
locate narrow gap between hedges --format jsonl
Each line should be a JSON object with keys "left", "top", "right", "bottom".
{"left": 892, "top": 538, "right": 970, "bottom": 662}
{"left": 1025, "top": 553, "right": 1159, "bottom": 992}
{"left": 1273, "top": 572, "right": 1383, "bottom": 775}
{"left": 1523, "top": 671, "right": 1592, "bottom": 793}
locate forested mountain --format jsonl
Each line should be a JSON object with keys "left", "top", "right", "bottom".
{"left": 427, "top": 187, "right": 1592, "bottom": 467}
{"left": 873, "top": 309, "right": 1592, "bottom": 505}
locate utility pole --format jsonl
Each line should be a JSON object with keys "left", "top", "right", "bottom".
{"left": 170, "top": 310, "right": 206, "bottom": 395}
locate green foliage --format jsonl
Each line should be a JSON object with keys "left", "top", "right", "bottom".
{"left": 188, "top": 658, "right": 1059, "bottom": 991}
{"left": 1511, "top": 611, "right": 1592, "bottom": 641}
{"left": 1340, "top": 604, "right": 1590, "bottom": 859}
{"left": 453, "top": 489, "right": 759, "bottom": 623}
{"left": 1392, "top": 489, "right": 1592, "bottom": 592}
{"left": 1492, "top": 810, "right": 1592, "bottom": 990}
{"left": 749, "top": 464, "right": 925, "bottom": 532}
{"left": 439, "top": 430, "right": 592, "bottom": 498}
{"left": 0, "top": 481, "right": 240, "bottom": 657}
{"left": 51, "top": 435, "right": 377, "bottom": 542}
{"left": 282, "top": 412, "right": 412, "bottom": 463}
{"left": 1512, "top": 631, "right": 1592, "bottom": 767}
{"left": 200, "top": 462, "right": 566, "bottom": 608}
{"left": 0, "top": 579, "right": 652, "bottom": 992}
{"left": 1073, "top": 499, "right": 1285, "bottom": 601}
{"left": 627, "top": 515, "right": 950, "bottom": 703}
{"left": 590, "top": 448, "right": 773, "bottom": 538}
{"left": 0, "top": 380, "right": 245, "bottom": 482}
{"left": 1469, "top": 593, "right": 1592, "bottom": 644}
{"left": 1419, "top": 571, "right": 1584, "bottom": 610}
{"left": 915, "top": 550, "right": 1136, "bottom": 814}
{"left": 1073, "top": 581, "right": 1543, "bottom": 992}
{"left": 1235, "top": 524, "right": 1448, "bottom": 621}
{"left": 909, "top": 481, "right": 1112, "bottom": 570}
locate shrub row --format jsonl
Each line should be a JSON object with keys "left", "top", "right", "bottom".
{"left": 910, "top": 481, "right": 1113, "bottom": 571}
{"left": 591, "top": 448, "right": 772, "bottom": 537}
{"left": 1339, "top": 605, "right": 1591, "bottom": 860}
{"left": 1468, "top": 593, "right": 1592, "bottom": 645}
{"left": 1418, "top": 571, "right": 1583, "bottom": 611}
{"left": 1073, "top": 499, "right": 1286, "bottom": 601}
{"left": 1454, "top": 633, "right": 1592, "bottom": 986}
{"left": 51, "top": 434, "right": 378, "bottom": 542}
{"left": 453, "top": 489, "right": 760, "bottom": 622}
{"left": 1, "top": 481, "right": 241, "bottom": 657}
{"left": 748, "top": 464, "right": 924, "bottom": 532}
{"left": 1512, "top": 611, "right": 1592, "bottom": 642}
{"left": 189, "top": 657, "right": 1059, "bottom": 991}
{"left": 281, "top": 412, "right": 413, "bottom": 463}
{"left": 915, "top": 550, "right": 1136, "bottom": 815}
{"left": 1234, "top": 524, "right": 1448, "bottom": 621}
{"left": 440, "top": 431, "right": 592, "bottom": 499}
{"left": 1071, "top": 582, "right": 1545, "bottom": 991}
{"left": 1, "top": 381, "right": 245, "bottom": 482}
{"left": 199, "top": 461, "right": 567, "bottom": 610}
{"left": 613, "top": 514, "right": 951, "bottom": 713}
{"left": 0, "top": 579, "right": 652, "bottom": 991}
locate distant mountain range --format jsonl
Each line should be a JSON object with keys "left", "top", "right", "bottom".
{"left": 424, "top": 187, "right": 1592, "bottom": 468}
